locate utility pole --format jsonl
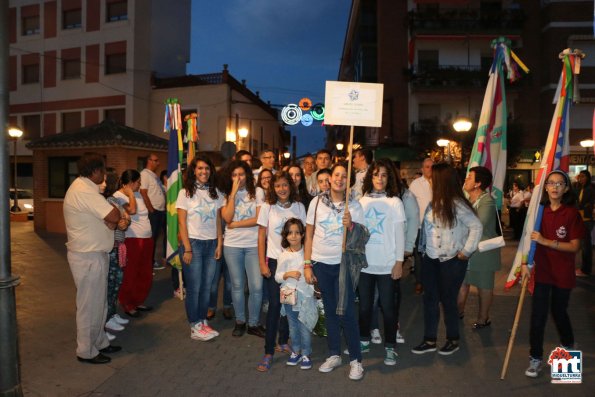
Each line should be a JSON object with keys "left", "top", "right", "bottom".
{"left": 0, "top": 1, "right": 23, "bottom": 396}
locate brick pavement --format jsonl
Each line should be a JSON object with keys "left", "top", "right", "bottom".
{"left": 10, "top": 221, "right": 593, "bottom": 396}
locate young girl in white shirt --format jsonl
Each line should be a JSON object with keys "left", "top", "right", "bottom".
{"left": 276, "top": 218, "right": 316, "bottom": 370}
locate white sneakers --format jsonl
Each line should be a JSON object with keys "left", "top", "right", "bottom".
{"left": 349, "top": 360, "right": 364, "bottom": 380}
{"left": 319, "top": 355, "right": 364, "bottom": 380}
{"left": 190, "top": 322, "right": 218, "bottom": 341}
{"left": 370, "top": 329, "right": 382, "bottom": 344}
{"left": 105, "top": 317, "right": 124, "bottom": 332}
{"left": 112, "top": 314, "right": 129, "bottom": 325}
{"left": 525, "top": 358, "right": 543, "bottom": 378}
{"left": 106, "top": 332, "right": 116, "bottom": 341}
{"left": 396, "top": 329, "right": 405, "bottom": 344}
{"left": 318, "top": 355, "right": 342, "bottom": 373}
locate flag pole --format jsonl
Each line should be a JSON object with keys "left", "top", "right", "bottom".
{"left": 342, "top": 125, "right": 355, "bottom": 251}
{"left": 500, "top": 275, "right": 529, "bottom": 379}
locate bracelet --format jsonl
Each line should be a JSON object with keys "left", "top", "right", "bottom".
{"left": 304, "top": 264, "right": 313, "bottom": 269}
{"left": 304, "top": 260, "right": 312, "bottom": 264}
{"left": 185, "top": 250, "right": 192, "bottom": 254}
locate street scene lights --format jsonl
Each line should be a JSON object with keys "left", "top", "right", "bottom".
{"left": 453, "top": 117, "right": 473, "bottom": 165}
{"left": 8, "top": 127, "right": 24, "bottom": 212}
{"left": 437, "top": 138, "right": 450, "bottom": 163}
{"left": 579, "top": 139, "right": 594, "bottom": 169}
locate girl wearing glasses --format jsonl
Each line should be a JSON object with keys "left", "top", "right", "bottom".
{"left": 522, "top": 170, "right": 585, "bottom": 378}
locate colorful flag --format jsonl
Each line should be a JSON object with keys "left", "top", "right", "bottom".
{"left": 165, "top": 99, "right": 183, "bottom": 270}
{"left": 505, "top": 49, "right": 581, "bottom": 289}
{"left": 184, "top": 111, "right": 199, "bottom": 165}
{"left": 467, "top": 37, "right": 528, "bottom": 210}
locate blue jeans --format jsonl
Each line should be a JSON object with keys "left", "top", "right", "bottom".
{"left": 181, "top": 239, "right": 217, "bottom": 325}
{"left": 284, "top": 304, "right": 312, "bottom": 356}
{"left": 224, "top": 246, "right": 262, "bottom": 326}
{"left": 421, "top": 255, "right": 468, "bottom": 341}
{"left": 263, "top": 259, "right": 289, "bottom": 354}
{"left": 209, "top": 256, "right": 232, "bottom": 309}
{"left": 149, "top": 209, "right": 166, "bottom": 261}
{"left": 313, "top": 261, "right": 361, "bottom": 362}
{"left": 359, "top": 273, "right": 397, "bottom": 347}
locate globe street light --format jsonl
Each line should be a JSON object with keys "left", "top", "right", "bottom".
{"left": 580, "top": 139, "right": 594, "bottom": 170}
{"left": 437, "top": 138, "right": 451, "bottom": 163}
{"left": 453, "top": 117, "right": 473, "bottom": 165}
{"left": 336, "top": 143, "right": 344, "bottom": 151}
{"left": 8, "top": 127, "right": 24, "bottom": 212}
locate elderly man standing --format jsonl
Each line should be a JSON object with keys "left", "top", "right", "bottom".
{"left": 140, "top": 153, "right": 166, "bottom": 271}
{"left": 302, "top": 154, "right": 317, "bottom": 195}
{"left": 253, "top": 149, "right": 276, "bottom": 182}
{"left": 64, "top": 153, "right": 122, "bottom": 364}
{"left": 409, "top": 157, "right": 433, "bottom": 295}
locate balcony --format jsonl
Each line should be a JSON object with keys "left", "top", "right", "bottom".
{"left": 408, "top": 8, "right": 525, "bottom": 35}
{"left": 409, "top": 65, "right": 487, "bottom": 91}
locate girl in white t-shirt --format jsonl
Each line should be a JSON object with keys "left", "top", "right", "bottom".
{"left": 304, "top": 162, "right": 365, "bottom": 380}
{"left": 177, "top": 156, "right": 224, "bottom": 342}
{"left": 113, "top": 169, "right": 154, "bottom": 318}
{"left": 256, "top": 172, "right": 306, "bottom": 372}
{"left": 221, "top": 160, "right": 265, "bottom": 337}
{"left": 358, "top": 160, "right": 406, "bottom": 366}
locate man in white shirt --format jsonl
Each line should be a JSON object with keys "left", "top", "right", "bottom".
{"left": 352, "top": 148, "right": 373, "bottom": 201}
{"left": 140, "top": 153, "right": 166, "bottom": 270}
{"left": 310, "top": 149, "right": 333, "bottom": 195}
{"left": 408, "top": 158, "right": 433, "bottom": 294}
{"left": 302, "top": 154, "right": 317, "bottom": 195}
{"left": 64, "top": 153, "right": 122, "bottom": 364}
{"left": 254, "top": 149, "right": 276, "bottom": 182}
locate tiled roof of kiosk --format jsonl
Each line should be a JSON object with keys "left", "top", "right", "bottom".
{"left": 26, "top": 119, "right": 168, "bottom": 150}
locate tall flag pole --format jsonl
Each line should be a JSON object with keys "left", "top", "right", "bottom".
{"left": 467, "top": 37, "right": 528, "bottom": 209}
{"left": 505, "top": 48, "right": 585, "bottom": 290}
{"left": 165, "top": 98, "right": 184, "bottom": 297}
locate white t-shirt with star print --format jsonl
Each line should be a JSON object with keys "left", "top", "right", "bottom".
{"left": 223, "top": 188, "right": 265, "bottom": 248}
{"left": 306, "top": 195, "right": 364, "bottom": 265}
{"left": 176, "top": 188, "right": 224, "bottom": 240}
{"left": 257, "top": 201, "right": 306, "bottom": 260}
{"left": 359, "top": 195, "right": 406, "bottom": 274}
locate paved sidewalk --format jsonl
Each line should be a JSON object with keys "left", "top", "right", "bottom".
{"left": 10, "top": 221, "right": 593, "bottom": 396}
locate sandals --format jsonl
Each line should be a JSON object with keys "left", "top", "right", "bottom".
{"left": 472, "top": 319, "right": 491, "bottom": 329}
{"left": 257, "top": 354, "right": 273, "bottom": 372}
{"left": 275, "top": 344, "right": 292, "bottom": 354}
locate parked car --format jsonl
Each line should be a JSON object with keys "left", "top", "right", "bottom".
{"left": 10, "top": 189, "right": 34, "bottom": 219}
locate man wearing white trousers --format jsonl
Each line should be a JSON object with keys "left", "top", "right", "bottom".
{"left": 63, "top": 153, "right": 122, "bottom": 364}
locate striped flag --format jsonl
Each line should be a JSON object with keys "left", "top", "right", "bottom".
{"left": 468, "top": 37, "right": 528, "bottom": 209}
{"left": 505, "top": 49, "right": 581, "bottom": 289}
{"left": 165, "top": 99, "right": 183, "bottom": 270}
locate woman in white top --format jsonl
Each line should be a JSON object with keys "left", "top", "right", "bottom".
{"left": 177, "top": 156, "right": 224, "bottom": 342}
{"left": 221, "top": 160, "right": 265, "bottom": 337}
{"left": 358, "top": 160, "right": 406, "bottom": 366}
{"left": 304, "top": 162, "right": 365, "bottom": 380}
{"left": 114, "top": 169, "right": 154, "bottom": 318}
{"left": 256, "top": 171, "right": 306, "bottom": 371}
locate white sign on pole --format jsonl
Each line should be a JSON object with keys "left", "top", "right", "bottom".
{"left": 324, "top": 81, "right": 384, "bottom": 127}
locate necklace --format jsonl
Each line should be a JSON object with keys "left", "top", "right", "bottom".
{"left": 276, "top": 200, "right": 292, "bottom": 209}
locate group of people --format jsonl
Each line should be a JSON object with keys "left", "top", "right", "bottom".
{"left": 64, "top": 148, "right": 588, "bottom": 381}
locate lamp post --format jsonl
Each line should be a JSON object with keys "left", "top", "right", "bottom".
{"left": 335, "top": 142, "right": 344, "bottom": 162}
{"left": 238, "top": 127, "right": 249, "bottom": 150}
{"left": 580, "top": 139, "right": 594, "bottom": 171}
{"left": 437, "top": 138, "right": 450, "bottom": 163}
{"left": 8, "top": 127, "right": 23, "bottom": 212}
{"left": 453, "top": 116, "right": 472, "bottom": 165}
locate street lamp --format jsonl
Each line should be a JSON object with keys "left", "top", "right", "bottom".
{"left": 580, "top": 139, "right": 594, "bottom": 170}
{"left": 336, "top": 143, "right": 344, "bottom": 151}
{"left": 437, "top": 138, "right": 450, "bottom": 163}
{"left": 453, "top": 117, "right": 473, "bottom": 165}
{"left": 8, "top": 127, "right": 24, "bottom": 212}
{"left": 283, "top": 152, "right": 290, "bottom": 159}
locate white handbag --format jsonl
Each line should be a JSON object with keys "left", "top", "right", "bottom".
{"left": 477, "top": 201, "right": 506, "bottom": 253}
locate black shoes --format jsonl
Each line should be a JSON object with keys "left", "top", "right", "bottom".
{"left": 438, "top": 340, "right": 460, "bottom": 356}
{"left": 411, "top": 341, "right": 437, "bottom": 355}
{"left": 232, "top": 322, "right": 247, "bottom": 337}
{"left": 472, "top": 319, "right": 491, "bottom": 329}
{"left": 136, "top": 305, "right": 153, "bottom": 312}
{"left": 247, "top": 325, "right": 266, "bottom": 338}
{"left": 77, "top": 353, "right": 111, "bottom": 364}
{"left": 100, "top": 345, "right": 122, "bottom": 354}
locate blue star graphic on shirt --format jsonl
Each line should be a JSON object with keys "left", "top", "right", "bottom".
{"left": 234, "top": 197, "right": 254, "bottom": 220}
{"left": 319, "top": 213, "right": 343, "bottom": 237}
{"left": 192, "top": 198, "right": 216, "bottom": 223}
{"left": 274, "top": 216, "right": 289, "bottom": 235}
{"left": 365, "top": 207, "right": 386, "bottom": 236}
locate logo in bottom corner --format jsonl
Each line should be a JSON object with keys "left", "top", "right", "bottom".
{"left": 548, "top": 347, "right": 582, "bottom": 384}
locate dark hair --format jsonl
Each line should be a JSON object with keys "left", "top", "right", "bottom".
{"left": 541, "top": 170, "right": 576, "bottom": 206}
{"left": 330, "top": 162, "right": 356, "bottom": 188}
{"left": 183, "top": 156, "right": 218, "bottom": 200}
{"left": 469, "top": 166, "right": 493, "bottom": 190}
{"left": 280, "top": 218, "right": 305, "bottom": 249}
{"left": 287, "top": 164, "right": 312, "bottom": 205}
{"left": 120, "top": 169, "right": 141, "bottom": 185}
{"left": 235, "top": 150, "right": 252, "bottom": 162}
{"left": 362, "top": 159, "right": 399, "bottom": 197}
{"left": 431, "top": 162, "right": 474, "bottom": 228}
{"left": 260, "top": 149, "right": 274, "bottom": 157}
{"left": 220, "top": 160, "right": 255, "bottom": 199}
{"left": 160, "top": 169, "right": 168, "bottom": 183}
{"left": 579, "top": 169, "right": 592, "bottom": 182}
{"left": 389, "top": 162, "right": 408, "bottom": 197}
{"left": 103, "top": 168, "right": 120, "bottom": 198}
{"left": 77, "top": 153, "right": 105, "bottom": 177}
{"left": 266, "top": 171, "right": 298, "bottom": 204}
{"left": 317, "top": 168, "right": 331, "bottom": 178}
{"left": 144, "top": 153, "right": 158, "bottom": 167}
{"left": 316, "top": 149, "right": 332, "bottom": 160}
{"left": 354, "top": 148, "right": 373, "bottom": 164}
{"left": 256, "top": 168, "right": 273, "bottom": 191}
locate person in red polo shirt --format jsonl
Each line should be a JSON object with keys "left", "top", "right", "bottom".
{"left": 522, "top": 170, "right": 585, "bottom": 378}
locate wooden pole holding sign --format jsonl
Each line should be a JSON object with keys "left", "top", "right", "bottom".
{"left": 342, "top": 125, "right": 355, "bottom": 251}
{"left": 500, "top": 275, "right": 528, "bottom": 379}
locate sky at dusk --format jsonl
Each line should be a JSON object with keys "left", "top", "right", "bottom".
{"left": 187, "top": 1, "right": 352, "bottom": 156}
